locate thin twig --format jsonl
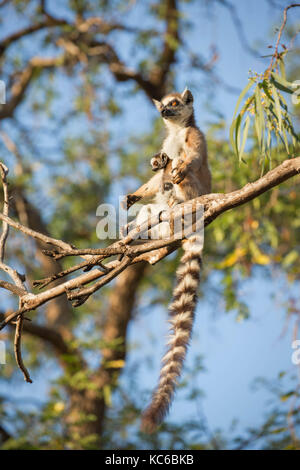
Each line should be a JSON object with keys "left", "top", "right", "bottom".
{"left": 0, "top": 211, "right": 75, "bottom": 251}
{"left": 43, "top": 236, "right": 180, "bottom": 260}
{"left": 14, "top": 313, "right": 32, "bottom": 383}
{"left": 67, "top": 255, "right": 133, "bottom": 306}
{"left": 0, "top": 280, "right": 27, "bottom": 296}
{"left": 0, "top": 305, "right": 34, "bottom": 331}
{"left": 267, "top": 3, "right": 300, "bottom": 76}
{"left": 33, "top": 258, "right": 109, "bottom": 289}
{"left": 0, "top": 162, "right": 9, "bottom": 262}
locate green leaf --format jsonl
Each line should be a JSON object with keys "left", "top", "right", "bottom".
{"left": 270, "top": 427, "right": 288, "bottom": 435}
{"left": 229, "top": 117, "right": 237, "bottom": 154}
{"left": 266, "top": 127, "right": 272, "bottom": 164}
{"left": 230, "top": 116, "right": 240, "bottom": 156}
{"left": 262, "top": 80, "right": 274, "bottom": 102}
{"left": 281, "top": 126, "right": 290, "bottom": 154}
{"left": 277, "top": 90, "right": 288, "bottom": 112}
{"left": 271, "top": 72, "right": 294, "bottom": 94}
{"left": 280, "top": 391, "right": 294, "bottom": 402}
{"left": 233, "top": 114, "right": 242, "bottom": 158}
{"left": 271, "top": 84, "right": 282, "bottom": 133}
{"left": 103, "top": 385, "right": 112, "bottom": 407}
{"left": 255, "top": 85, "right": 264, "bottom": 153}
{"left": 232, "top": 79, "right": 255, "bottom": 119}
{"left": 278, "top": 57, "right": 286, "bottom": 79}
{"left": 284, "top": 113, "right": 299, "bottom": 149}
{"left": 105, "top": 359, "right": 125, "bottom": 368}
{"left": 239, "top": 114, "right": 250, "bottom": 162}
{"left": 282, "top": 250, "right": 298, "bottom": 268}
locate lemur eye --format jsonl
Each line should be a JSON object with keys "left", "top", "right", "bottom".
{"left": 171, "top": 100, "right": 178, "bottom": 107}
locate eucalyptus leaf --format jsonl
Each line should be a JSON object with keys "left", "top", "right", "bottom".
{"left": 239, "top": 114, "right": 250, "bottom": 162}
{"left": 271, "top": 84, "right": 282, "bottom": 133}
{"left": 271, "top": 72, "right": 294, "bottom": 94}
{"left": 232, "top": 79, "right": 255, "bottom": 119}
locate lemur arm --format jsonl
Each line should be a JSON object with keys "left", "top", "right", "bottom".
{"left": 122, "top": 153, "right": 170, "bottom": 210}
{"left": 171, "top": 129, "right": 206, "bottom": 184}
{"left": 122, "top": 171, "right": 162, "bottom": 210}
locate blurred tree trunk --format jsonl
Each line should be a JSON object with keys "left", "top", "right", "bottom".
{"left": 66, "top": 263, "right": 148, "bottom": 446}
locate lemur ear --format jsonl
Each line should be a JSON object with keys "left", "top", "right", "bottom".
{"left": 181, "top": 87, "right": 193, "bottom": 104}
{"left": 152, "top": 99, "right": 162, "bottom": 111}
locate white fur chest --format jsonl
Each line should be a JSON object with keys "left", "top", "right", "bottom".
{"left": 162, "top": 126, "right": 186, "bottom": 160}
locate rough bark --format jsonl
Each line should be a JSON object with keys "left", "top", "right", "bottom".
{"left": 66, "top": 262, "right": 147, "bottom": 446}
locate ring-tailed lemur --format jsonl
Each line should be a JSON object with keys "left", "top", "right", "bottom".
{"left": 123, "top": 88, "right": 211, "bottom": 433}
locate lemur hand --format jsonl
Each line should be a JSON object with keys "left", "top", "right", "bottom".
{"left": 151, "top": 152, "right": 169, "bottom": 171}
{"left": 121, "top": 194, "right": 141, "bottom": 211}
{"left": 171, "top": 160, "right": 186, "bottom": 184}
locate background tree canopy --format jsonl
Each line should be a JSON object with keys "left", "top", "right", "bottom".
{"left": 0, "top": 0, "right": 299, "bottom": 450}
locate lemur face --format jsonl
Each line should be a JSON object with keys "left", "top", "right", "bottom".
{"left": 153, "top": 88, "right": 194, "bottom": 123}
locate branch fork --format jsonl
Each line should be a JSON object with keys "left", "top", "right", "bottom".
{"left": 0, "top": 156, "right": 299, "bottom": 381}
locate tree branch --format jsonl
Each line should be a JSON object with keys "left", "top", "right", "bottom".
{"left": 0, "top": 163, "right": 9, "bottom": 262}
{"left": 0, "top": 11, "right": 170, "bottom": 107}
{"left": 0, "top": 18, "right": 67, "bottom": 56}
{"left": 0, "top": 164, "right": 31, "bottom": 382}
{"left": 267, "top": 3, "right": 300, "bottom": 75}
{"left": 0, "top": 11, "right": 138, "bottom": 57}
{"left": 0, "top": 56, "right": 65, "bottom": 121}
{"left": 0, "top": 155, "right": 298, "bottom": 334}
{"left": 14, "top": 314, "right": 32, "bottom": 383}
{"left": 149, "top": 0, "right": 180, "bottom": 91}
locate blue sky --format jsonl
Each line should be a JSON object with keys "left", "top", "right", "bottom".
{"left": 0, "top": 0, "right": 299, "bottom": 448}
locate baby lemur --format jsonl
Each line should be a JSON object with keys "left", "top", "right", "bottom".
{"left": 124, "top": 88, "right": 211, "bottom": 433}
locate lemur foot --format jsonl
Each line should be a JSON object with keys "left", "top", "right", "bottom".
{"left": 151, "top": 152, "right": 169, "bottom": 172}
{"left": 168, "top": 196, "right": 183, "bottom": 208}
{"left": 163, "top": 182, "right": 173, "bottom": 192}
{"left": 121, "top": 194, "right": 141, "bottom": 210}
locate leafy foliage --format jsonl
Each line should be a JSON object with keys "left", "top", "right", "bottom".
{"left": 230, "top": 64, "right": 299, "bottom": 166}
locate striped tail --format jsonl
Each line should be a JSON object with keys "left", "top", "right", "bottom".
{"left": 141, "top": 234, "right": 202, "bottom": 433}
